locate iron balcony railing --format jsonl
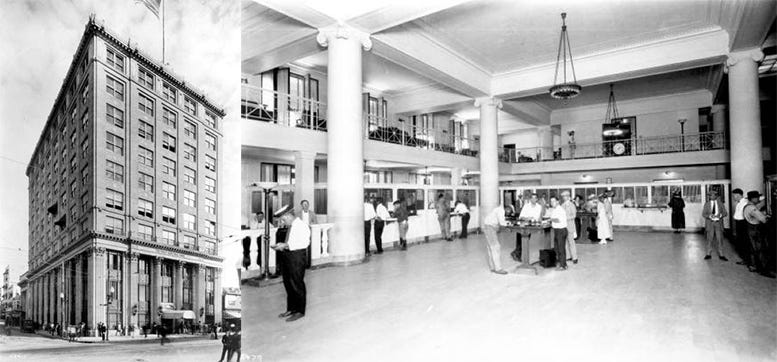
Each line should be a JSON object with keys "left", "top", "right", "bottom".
{"left": 241, "top": 84, "right": 328, "bottom": 131}
{"left": 364, "top": 114, "right": 480, "bottom": 157}
{"left": 241, "top": 84, "right": 480, "bottom": 157}
{"left": 499, "top": 131, "right": 727, "bottom": 163}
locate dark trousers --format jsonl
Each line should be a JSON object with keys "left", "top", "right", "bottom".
{"left": 282, "top": 249, "right": 307, "bottom": 314}
{"left": 460, "top": 213, "right": 470, "bottom": 238}
{"left": 748, "top": 223, "right": 766, "bottom": 272}
{"left": 735, "top": 220, "right": 750, "bottom": 264}
{"left": 374, "top": 220, "right": 385, "bottom": 252}
{"left": 364, "top": 221, "right": 372, "bottom": 253}
{"left": 554, "top": 227, "right": 568, "bottom": 267}
{"left": 241, "top": 237, "right": 252, "bottom": 269}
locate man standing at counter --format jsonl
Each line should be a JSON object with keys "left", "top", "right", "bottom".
{"left": 436, "top": 194, "right": 453, "bottom": 241}
{"left": 272, "top": 205, "right": 311, "bottom": 322}
{"left": 454, "top": 200, "right": 470, "bottom": 239}
{"left": 511, "top": 193, "right": 543, "bottom": 261}
{"left": 604, "top": 190, "right": 615, "bottom": 242}
{"left": 732, "top": 189, "right": 750, "bottom": 266}
{"left": 702, "top": 190, "right": 728, "bottom": 261}
{"left": 561, "top": 191, "right": 578, "bottom": 264}
{"left": 364, "top": 195, "right": 377, "bottom": 256}
{"left": 549, "top": 196, "right": 568, "bottom": 271}
{"left": 483, "top": 204, "right": 509, "bottom": 275}
{"left": 374, "top": 197, "right": 391, "bottom": 254}
{"left": 394, "top": 200, "right": 409, "bottom": 250}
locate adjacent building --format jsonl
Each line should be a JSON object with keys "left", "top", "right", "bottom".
{"left": 25, "top": 19, "right": 225, "bottom": 334}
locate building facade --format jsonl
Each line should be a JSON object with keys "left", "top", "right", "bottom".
{"left": 25, "top": 19, "right": 225, "bottom": 334}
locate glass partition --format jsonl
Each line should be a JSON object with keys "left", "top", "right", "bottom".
{"left": 683, "top": 184, "right": 702, "bottom": 203}
{"left": 635, "top": 186, "right": 648, "bottom": 205}
{"left": 651, "top": 185, "right": 669, "bottom": 205}
{"left": 365, "top": 188, "right": 393, "bottom": 207}
{"left": 398, "top": 188, "right": 424, "bottom": 214}
{"left": 456, "top": 190, "right": 477, "bottom": 208}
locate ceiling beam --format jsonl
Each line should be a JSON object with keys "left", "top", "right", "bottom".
{"left": 242, "top": 31, "right": 322, "bottom": 75}
{"left": 500, "top": 100, "right": 551, "bottom": 127}
{"left": 492, "top": 28, "right": 730, "bottom": 100}
{"left": 348, "top": 0, "right": 472, "bottom": 34}
{"left": 389, "top": 85, "right": 474, "bottom": 115}
{"left": 371, "top": 23, "right": 491, "bottom": 98}
{"left": 253, "top": 0, "right": 337, "bottom": 29}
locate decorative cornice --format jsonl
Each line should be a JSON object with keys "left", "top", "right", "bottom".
{"left": 726, "top": 48, "right": 764, "bottom": 67}
{"left": 474, "top": 97, "right": 503, "bottom": 109}
{"left": 316, "top": 24, "right": 372, "bottom": 51}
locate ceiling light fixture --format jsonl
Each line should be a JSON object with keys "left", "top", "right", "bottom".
{"left": 549, "top": 12, "right": 581, "bottom": 99}
{"left": 604, "top": 84, "right": 619, "bottom": 123}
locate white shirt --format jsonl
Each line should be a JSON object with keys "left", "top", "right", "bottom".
{"left": 453, "top": 203, "right": 470, "bottom": 214}
{"left": 519, "top": 203, "right": 543, "bottom": 220}
{"left": 364, "top": 203, "right": 376, "bottom": 221}
{"left": 734, "top": 198, "right": 747, "bottom": 220}
{"left": 300, "top": 211, "right": 311, "bottom": 225}
{"left": 376, "top": 204, "right": 391, "bottom": 220}
{"left": 550, "top": 205, "right": 568, "bottom": 229}
{"left": 286, "top": 218, "right": 311, "bottom": 251}
{"left": 484, "top": 206, "right": 507, "bottom": 227}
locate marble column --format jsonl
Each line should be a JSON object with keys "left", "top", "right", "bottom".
{"left": 194, "top": 265, "right": 206, "bottom": 324}
{"left": 174, "top": 261, "right": 183, "bottom": 309}
{"left": 213, "top": 268, "right": 222, "bottom": 323}
{"left": 317, "top": 25, "right": 372, "bottom": 262}
{"left": 475, "top": 97, "right": 502, "bottom": 223}
{"left": 538, "top": 126, "right": 554, "bottom": 160}
{"left": 44, "top": 273, "right": 49, "bottom": 324}
{"left": 90, "top": 248, "right": 107, "bottom": 331}
{"left": 128, "top": 253, "right": 138, "bottom": 328}
{"left": 294, "top": 151, "right": 317, "bottom": 211}
{"left": 727, "top": 49, "right": 765, "bottom": 193}
{"left": 75, "top": 255, "right": 83, "bottom": 325}
{"left": 152, "top": 257, "right": 162, "bottom": 323}
{"left": 711, "top": 104, "right": 727, "bottom": 133}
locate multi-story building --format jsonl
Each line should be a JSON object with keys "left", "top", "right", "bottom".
{"left": 25, "top": 19, "right": 225, "bottom": 334}
{"left": 2, "top": 267, "right": 10, "bottom": 319}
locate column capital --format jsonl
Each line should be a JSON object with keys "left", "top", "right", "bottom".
{"left": 317, "top": 24, "right": 372, "bottom": 51}
{"left": 474, "top": 97, "right": 502, "bottom": 109}
{"left": 94, "top": 247, "right": 106, "bottom": 256}
{"left": 726, "top": 48, "right": 764, "bottom": 68}
{"left": 129, "top": 252, "right": 139, "bottom": 262}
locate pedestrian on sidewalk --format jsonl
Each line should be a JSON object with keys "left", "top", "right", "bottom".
{"left": 160, "top": 324, "right": 169, "bottom": 346}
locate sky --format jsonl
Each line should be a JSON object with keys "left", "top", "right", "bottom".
{"left": 0, "top": 0, "right": 240, "bottom": 286}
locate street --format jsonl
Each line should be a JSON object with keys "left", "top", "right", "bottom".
{"left": 0, "top": 329, "right": 251, "bottom": 362}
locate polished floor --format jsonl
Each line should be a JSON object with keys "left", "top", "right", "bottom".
{"left": 243, "top": 231, "right": 776, "bottom": 362}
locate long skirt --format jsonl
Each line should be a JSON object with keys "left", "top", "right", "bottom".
{"left": 671, "top": 211, "right": 685, "bottom": 229}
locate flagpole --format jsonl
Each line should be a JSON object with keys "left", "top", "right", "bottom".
{"left": 162, "top": 0, "right": 165, "bottom": 65}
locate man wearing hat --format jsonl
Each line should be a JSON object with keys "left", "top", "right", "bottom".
{"left": 743, "top": 190, "right": 771, "bottom": 276}
{"left": 271, "top": 204, "right": 311, "bottom": 322}
{"left": 702, "top": 190, "right": 728, "bottom": 261}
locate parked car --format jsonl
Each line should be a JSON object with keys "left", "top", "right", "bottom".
{"left": 21, "top": 319, "right": 35, "bottom": 333}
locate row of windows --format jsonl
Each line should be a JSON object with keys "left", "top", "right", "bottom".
{"left": 107, "top": 183, "right": 216, "bottom": 214}
{"left": 104, "top": 213, "right": 216, "bottom": 237}
{"left": 105, "top": 46, "right": 218, "bottom": 129}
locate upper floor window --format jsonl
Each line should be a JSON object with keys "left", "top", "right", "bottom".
{"left": 106, "top": 75, "right": 124, "bottom": 100}
{"left": 105, "top": 132, "right": 124, "bottom": 155}
{"left": 138, "top": 146, "right": 154, "bottom": 167}
{"left": 105, "top": 215, "right": 124, "bottom": 235}
{"left": 163, "top": 108, "right": 177, "bottom": 128}
{"left": 106, "top": 104, "right": 124, "bottom": 128}
{"left": 139, "top": 67, "right": 155, "bottom": 89}
{"left": 205, "top": 111, "right": 217, "bottom": 129}
{"left": 105, "top": 160, "right": 124, "bottom": 183}
{"left": 184, "top": 97, "right": 197, "bottom": 116}
{"left": 205, "top": 155, "right": 216, "bottom": 172}
{"left": 163, "top": 83, "right": 177, "bottom": 103}
{"left": 139, "top": 93, "right": 154, "bottom": 117}
{"left": 184, "top": 120, "right": 197, "bottom": 139}
{"left": 162, "top": 133, "right": 176, "bottom": 153}
{"left": 138, "top": 120, "right": 154, "bottom": 142}
{"left": 205, "top": 133, "right": 216, "bottom": 152}
{"left": 106, "top": 48, "right": 124, "bottom": 73}
{"left": 183, "top": 143, "right": 196, "bottom": 162}
{"left": 105, "top": 188, "right": 124, "bottom": 211}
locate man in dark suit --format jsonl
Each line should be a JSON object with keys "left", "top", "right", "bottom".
{"left": 702, "top": 190, "right": 728, "bottom": 261}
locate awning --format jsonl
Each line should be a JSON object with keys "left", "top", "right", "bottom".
{"left": 223, "top": 310, "right": 241, "bottom": 319}
{"left": 161, "top": 310, "right": 196, "bottom": 319}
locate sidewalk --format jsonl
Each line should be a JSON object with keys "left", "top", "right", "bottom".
{"left": 32, "top": 329, "right": 215, "bottom": 344}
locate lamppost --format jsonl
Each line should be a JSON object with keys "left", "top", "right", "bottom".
{"left": 678, "top": 118, "right": 687, "bottom": 152}
{"left": 254, "top": 182, "right": 278, "bottom": 281}
{"left": 59, "top": 292, "right": 65, "bottom": 336}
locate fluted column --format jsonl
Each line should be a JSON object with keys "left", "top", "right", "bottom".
{"left": 194, "top": 265, "right": 206, "bottom": 324}
{"left": 174, "top": 261, "right": 183, "bottom": 309}
{"left": 475, "top": 97, "right": 502, "bottom": 223}
{"left": 75, "top": 255, "right": 83, "bottom": 324}
{"left": 128, "top": 253, "right": 138, "bottom": 328}
{"left": 317, "top": 25, "right": 372, "bottom": 262}
{"left": 213, "top": 268, "right": 222, "bottom": 323}
{"left": 152, "top": 257, "right": 162, "bottom": 323}
{"left": 727, "top": 49, "right": 765, "bottom": 193}
{"left": 91, "top": 247, "right": 107, "bottom": 332}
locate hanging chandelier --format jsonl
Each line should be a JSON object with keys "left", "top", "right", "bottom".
{"left": 604, "top": 84, "right": 619, "bottom": 123}
{"left": 549, "top": 12, "right": 581, "bottom": 99}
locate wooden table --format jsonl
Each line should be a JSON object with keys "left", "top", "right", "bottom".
{"left": 507, "top": 223, "right": 551, "bottom": 275}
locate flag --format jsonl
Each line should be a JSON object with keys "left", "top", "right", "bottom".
{"left": 136, "top": 0, "right": 162, "bottom": 19}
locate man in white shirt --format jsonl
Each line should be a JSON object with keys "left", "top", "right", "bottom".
{"left": 364, "top": 195, "right": 377, "bottom": 256}
{"left": 374, "top": 197, "right": 391, "bottom": 254}
{"left": 561, "top": 191, "right": 579, "bottom": 264}
{"left": 453, "top": 201, "right": 470, "bottom": 239}
{"left": 511, "top": 193, "right": 544, "bottom": 261}
{"left": 271, "top": 205, "right": 311, "bottom": 322}
{"left": 483, "top": 204, "right": 509, "bottom": 275}
{"left": 549, "top": 196, "right": 568, "bottom": 271}
{"left": 732, "top": 189, "right": 750, "bottom": 266}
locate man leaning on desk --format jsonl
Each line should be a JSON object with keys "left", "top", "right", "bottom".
{"left": 510, "top": 193, "right": 544, "bottom": 261}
